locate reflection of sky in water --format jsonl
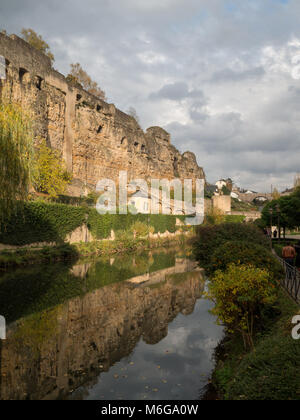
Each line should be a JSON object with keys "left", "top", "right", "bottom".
{"left": 73, "top": 297, "right": 223, "bottom": 401}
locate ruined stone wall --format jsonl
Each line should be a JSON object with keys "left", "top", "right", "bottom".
{"left": 0, "top": 33, "right": 205, "bottom": 197}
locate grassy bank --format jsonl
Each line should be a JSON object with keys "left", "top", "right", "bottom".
{"left": 0, "top": 233, "right": 194, "bottom": 270}
{"left": 212, "top": 290, "right": 300, "bottom": 400}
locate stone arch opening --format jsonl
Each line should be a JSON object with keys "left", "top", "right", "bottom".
{"left": 19, "top": 67, "right": 29, "bottom": 83}
{"left": 35, "top": 76, "right": 43, "bottom": 90}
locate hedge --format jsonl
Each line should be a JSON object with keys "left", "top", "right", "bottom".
{"left": 0, "top": 201, "right": 87, "bottom": 246}
{"left": 0, "top": 201, "right": 190, "bottom": 246}
{"left": 87, "top": 210, "right": 181, "bottom": 240}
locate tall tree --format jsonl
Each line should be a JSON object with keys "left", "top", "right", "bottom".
{"left": 21, "top": 28, "right": 54, "bottom": 64}
{"left": 67, "top": 63, "right": 106, "bottom": 100}
{"left": 0, "top": 102, "right": 34, "bottom": 221}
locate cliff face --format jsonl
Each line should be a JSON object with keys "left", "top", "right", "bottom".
{"left": 0, "top": 33, "right": 205, "bottom": 196}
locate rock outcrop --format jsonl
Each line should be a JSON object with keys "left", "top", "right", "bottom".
{"left": 0, "top": 33, "right": 205, "bottom": 196}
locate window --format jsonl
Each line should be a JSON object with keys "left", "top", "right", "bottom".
{"left": 97, "top": 105, "right": 102, "bottom": 112}
{"left": 97, "top": 125, "right": 103, "bottom": 134}
{"left": 35, "top": 76, "right": 43, "bottom": 90}
{"left": 19, "top": 68, "right": 28, "bottom": 83}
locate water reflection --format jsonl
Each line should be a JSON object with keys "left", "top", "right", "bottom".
{"left": 0, "top": 246, "right": 223, "bottom": 400}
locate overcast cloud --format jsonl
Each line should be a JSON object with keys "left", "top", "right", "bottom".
{"left": 1, "top": 0, "right": 300, "bottom": 191}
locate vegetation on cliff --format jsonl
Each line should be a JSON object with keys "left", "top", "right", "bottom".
{"left": 67, "top": 62, "right": 106, "bottom": 100}
{"left": 21, "top": 28, "right": 54, "bottom": 63}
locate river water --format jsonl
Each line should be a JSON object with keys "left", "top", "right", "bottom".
{"left": 0, "top": 246, "right": 223, "bottom": 400}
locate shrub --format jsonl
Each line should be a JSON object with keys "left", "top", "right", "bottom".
{"left": 193, "top": 223, "right": 270, "bottom": 270}
{"left": 207, "top": 264, "right": 277, "bottom": 349}
{"left": 205, "top": 207, "right": 225, "bottom": 225}
{"left": 130, "top": 221, "right": 154, "bottom": 238}
{"left": 209, "top": 241, "right": 284, "bottom": 280}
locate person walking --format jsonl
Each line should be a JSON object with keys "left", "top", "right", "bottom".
{"left": 273, "top": 229, "right": 278, "bottom": 239}
{"left": 282, "top": 243, "right": 296, "bottom": 266}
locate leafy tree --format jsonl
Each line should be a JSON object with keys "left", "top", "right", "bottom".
{"left": 33, "top": 140, "right": 72, "bottom": 198}
{"left": 221, "top": 185, "right": 231, "bottom": 196}
{"left": 0, "top": 102, "right": 33, "bottom": 221}
{"left": 272, "top": 187, "right": 281, "bottom": 201}
{"left": 67, "top": 63, "right": 106, "bottom": 100}
{"left": 193, "top": 223, "right": 270, "bottom": 271}
{"left": 261, "top": 191, "right": 300, "bottom": 230}
{"left": 21, "top": 28, "right": 54, "bottom": 64}
{"left": 207, "top": 264, "right": 277, "bottom": 349}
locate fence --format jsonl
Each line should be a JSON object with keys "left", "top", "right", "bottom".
{"left": 276, "top": 255, "right": 300, "bottom": 305}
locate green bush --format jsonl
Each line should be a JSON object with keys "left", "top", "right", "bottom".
{"left": 209, "top": 241, "right": 284, "bottom": 280}
{"left": 193, "top": 223, "right": 270, "bottom": 271}
{"left": 224, "top": 215, "right": 246, "bottom": 223}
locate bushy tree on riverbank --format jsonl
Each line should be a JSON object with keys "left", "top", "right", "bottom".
{"left": 207, "top": 264, "right": 277, "bottom": 349}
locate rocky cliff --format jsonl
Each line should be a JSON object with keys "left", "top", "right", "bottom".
{"left": 0, "top": 33, "right": 205, "bottom": 196}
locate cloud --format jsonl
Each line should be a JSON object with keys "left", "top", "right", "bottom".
{"left": 1, "top": 0, "right": 300, "bottom": 191}
{"left": 149, "top": 82, "right": 206, "bottom": 102}
{"left": 210, "top": 66, "right": 265, "bottom": 83}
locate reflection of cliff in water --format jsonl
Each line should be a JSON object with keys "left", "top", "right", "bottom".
{"left": 0, "top": 253, "right": 204, "bottom": 400}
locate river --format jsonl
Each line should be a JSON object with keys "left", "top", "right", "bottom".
{"left": 0, "top": 245, "right": 223, "bottom": 400}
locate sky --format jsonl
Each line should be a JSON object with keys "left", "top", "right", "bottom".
{"left": 1, "top": 0, "right": 300, "bottom": 192}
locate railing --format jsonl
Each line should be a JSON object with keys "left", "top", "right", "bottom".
{"left": 275, "top": 255, "right": 300, "bottom": 305}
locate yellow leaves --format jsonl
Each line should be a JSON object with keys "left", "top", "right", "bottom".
{"left": 207, "top": 263, "right": 277, "bottom": 342}
{"left": 32, "top": 139, "right": 72, "bottom": 198}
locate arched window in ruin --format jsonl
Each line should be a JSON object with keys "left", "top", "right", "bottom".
{"left": 35, "top": 76, "right": 43, "bottom": 90}
{"left": 19, "top": 68, "right": 29, "bottom": 83}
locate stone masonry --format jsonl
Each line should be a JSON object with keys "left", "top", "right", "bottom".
{"left": 0, "top": 33, "right": 205, "bottom": 197}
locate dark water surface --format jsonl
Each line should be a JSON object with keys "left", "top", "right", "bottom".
{"left": 0, "top": 246, "right": 223, "bottom": 400}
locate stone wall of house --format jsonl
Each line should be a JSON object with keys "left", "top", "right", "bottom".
{"left": 0, "top": 33, "right": 205, "bottom": 197}
{"left": 212, "top": 195, "right": 232, "bottom": 214}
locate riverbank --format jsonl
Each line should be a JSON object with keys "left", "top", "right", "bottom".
{"left": 211, "top": 289, "right": 300, "bottom": 400}
{"left": 0, "top": 233, "right": 195, "bottom": 270}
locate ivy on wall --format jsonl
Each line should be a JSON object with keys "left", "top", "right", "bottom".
{"left": 0, "top": 201, "right": 189, "bottom": 246}
{"left": 0, "top": 201, "right": 86, "bottom": 246}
